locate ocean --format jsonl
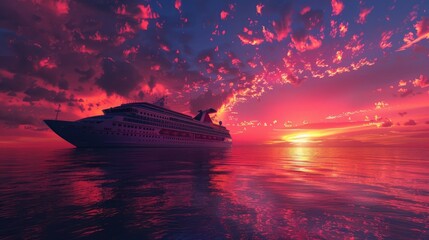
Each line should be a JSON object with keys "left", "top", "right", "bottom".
{"left": 0, "top": 146, "right": 428, "bottom": 239}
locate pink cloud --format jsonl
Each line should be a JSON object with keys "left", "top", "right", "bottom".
{"left": 136, "top": 4, "right": 159, "bottom": 19}
{"left": 0, "top": 69, "right": 15, "bottom": 79}
{"left": 119, "top": 22, "right": 135, "bottom": 34}
{"left": 123, "top": 46, "right": 139, "bottom": 58}
{"left": 291, "top": 34, "right": 322, "bottom": 52}
{"left": 380, "top": 31, "right": 393, "bottom": 49}
{"left": 74, "top": 45, "right": 97, "bottom": 55}
{"left": 160, "top": 44, "right": 170, "bottom": 52}
{"left": 175, "top": 0, "right": 182, "bottom": 12}
{"left": 398, "top": 17, "right": 429, "bottom": 51}
{"left": 237, "top": 34, "right": 264, "bottom": 46}
{"left": 247, "top": 61, "right": 258, "bottom": 68}
{"left": 374, "top": 101, "right": 389, "bottom": 109}
{"left": 333, "top": 50, "right": 343, "bottom": 64}
{"left": 262, "top": 26, "right": 275, "bottom": 43}
{"left": 256, "top": 4, "right": 264, "bottom": 15}
{"left": 220, "top": 10, "right": 229, "bottom": 20}
{"left": 415, "top": 17, "right": 429, "bottom": 37}
{"left": 331, "top": 0, "right": 344, "bottom": 16}
{"left": 38, "top": 58, "right": 57, "bottom": 69}
{"left": 300, "top": 6, "right": 311, "bottom": 15}
{"left": 140, "top": 20, "right": 149, "bottom": 30}
{"left": 338, "top": 22, "right": 348, "bottom": 37}
{"left": 116, "top": 4, "right": 128, "bottom": 15}
{"left": 285, "top": 121, "right": 366, "bottom": 130}
{"left": 398, "top": 88, "right": 413, "bottom": 97}
{"left": 54, "top": 0, "right": 69, "bottom": 15}
{"left": 135, "top": 4, "right": 159, "bottom": 30}
{"left": 89, "top": 32, "right": 108, "bottom": 41}
{"left": 412, "top": 75, "right": 429, "bottom": 88}
{"left": 345, "top": 34, "right": 364, "bottom": 55}
{"left": 398, "top": 80, "right": 407, "bottom": 87}
{"left": 273, "top": 14, "right": 292, "bottom": 41}
{"left": 357, "top": 7, "right": 374, "bottom": 24}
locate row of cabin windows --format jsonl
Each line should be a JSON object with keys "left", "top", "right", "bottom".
{"left": 130, "top": 114, "right": 217, "bottom": 133}
{"left": 84, "top": 130, "right": 225, "bottom": 142}
{"left": 136, "top": 104, "right": 190, "bottom": 119}
{"left": 139, "top": 111, "right": 169, "bottom": 120}
{"left": 122, "top": 108, "right": 226, "bottom": 135}
{"left": 112, "top": 122, "right": 154, "bottom": 131}
{"left": 97, "top": 131, "right": 161, "bottom": 138}
{"left": 159, "top": 130, "right": 223, "bottom": 141}
{"left": 195, "top": 134, "right": 224, "bottom": 141}
{"left": 100, "top": 132, "right": 201, "bottom": 142}
{"left": 112, "top": 120, "right": 228, "bottom": 139}
{"left": 80, "top": 130, "right": 218, "bottom": 144}
{"left": 121, "top": 134, "right": 160, "bottom": 138}
{"left": 123, "top": 118, "right": 229, "bottom": 138}
{"left": 126, "top": 111, "right": 221, "bottom": 133}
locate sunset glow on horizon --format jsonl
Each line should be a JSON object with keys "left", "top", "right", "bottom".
{"left": 0, "top": 0, "right": 428, "bottom": 147}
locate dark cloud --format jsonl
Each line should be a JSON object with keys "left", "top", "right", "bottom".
{"left": 404, "top": 119, "right": 417, "bottom": 126}
{"left": 398, "top": 112, "right": 407, "bottom": 117}
{"left": 6, "top": 40, "right": 40, "bottom": 74}
{"left": 134, "top": 46, "right": 173, "bottom": 72}
{"left": 36, "top": 68, "right": 62, "bottom": 86}
{"left": 96, "top": 58, "right": 141, "bottom": 96}
{"left": 0, "top": 29, "right": 15, "bottom": 56}
{"left": 381, "top": 121, "right": 393, "bottom": 127}
{"left": 0, "top": 0, "right": 283, "bottom": 114}
{"left": 74, "top": 0, "right": 123, "bottom": 12}
{"left": 196, "top": 48, "right": 241, "bottom": 77}
{"left": 0, "top": 74, "right": 31, "bottom": 93}
{"left": 165, "top": 68, "right": 209, "bottom": 90}
{"left": 138, "top": 90, "right": 145, "bottom": 100}
{"left": 148, "top": 75, "right": 156, "bottom": 92}
{"left": 197, "top": 49, "right": 215, "bottom": 63}
{"left": 189, "top": 90, "right": 232, "bottom": 113}
{"left": 58, "top": 79, "right": 69, "bottom": 90}
{"left": 75, "top": 68, "right": 96, "bottom": 82}
{"left": 0, "top": 107, "right": 37, "bottom": 127}
{"left": 23, "top": 85, "right": 69, "bottom": 103}
{"left": 398, "top": 88, "right": 413, "bottom": 98}
{"left": 291, "top": 29, "right": 308, "bottom": 44}
{"left": 300, "top": 9, "right": 324, "bottom": 31}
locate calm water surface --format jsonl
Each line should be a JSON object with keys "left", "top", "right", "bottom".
{"left": 0, "top": 146, "right": 428, "bottom": 239}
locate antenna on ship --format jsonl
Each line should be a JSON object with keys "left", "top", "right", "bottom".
{"left": 55, "top": 104, "right": 61, "bottom": 120}
{"left": 154, "top": 95, "right": 167, "bottom": 107}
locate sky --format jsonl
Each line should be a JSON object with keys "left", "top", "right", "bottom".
{"left": 0, "top": 0, "right": 428, "bottom": 147}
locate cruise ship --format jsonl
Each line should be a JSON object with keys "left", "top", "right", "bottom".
{"left": 44, "top": 98, "right": 232, "bottom": 148}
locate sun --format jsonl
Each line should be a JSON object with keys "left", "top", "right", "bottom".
{"left": 282, "top": 132, "right": 323, "bottom": 144}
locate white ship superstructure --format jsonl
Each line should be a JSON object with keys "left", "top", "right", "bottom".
{"left": 44, "top": 99, "right": 232, "bottom": 148}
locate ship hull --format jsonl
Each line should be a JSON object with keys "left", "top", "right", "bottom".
{"left": 44, "top": 120, "right": 232, "bottom": 148}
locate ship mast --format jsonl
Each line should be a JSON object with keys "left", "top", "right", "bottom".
{"left": 55, "top": 104, "right": 61, "bottom": 120}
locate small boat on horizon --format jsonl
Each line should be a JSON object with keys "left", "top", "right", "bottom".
{"left": 44, "top": 97, "right": 232, "bottom": 148}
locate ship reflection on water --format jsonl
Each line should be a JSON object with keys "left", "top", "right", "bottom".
{"left": 0, "top": 146, "right": 428, "bottom": 239}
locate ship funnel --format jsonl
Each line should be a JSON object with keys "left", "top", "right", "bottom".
{"left": 193, "top": 108, "right": 217, "bottom": 123}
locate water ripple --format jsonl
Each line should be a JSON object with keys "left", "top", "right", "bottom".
{"left": 0, "top": 146, "right": 428, "bottom": 239}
